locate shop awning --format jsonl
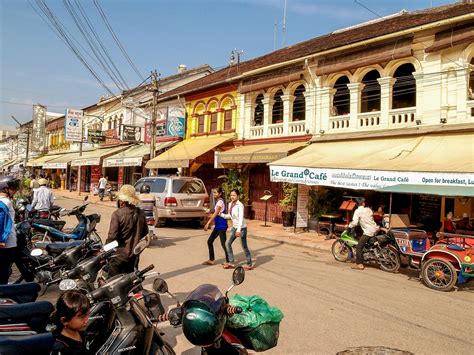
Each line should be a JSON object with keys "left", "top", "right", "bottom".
{"left": 269, "top": 132, "right": 474, "bottom": 191}
{"left": 71, "top": 146, "right": 129, "bottom": 167}
{"left": 27, "top": 154, "right": 63, "bottom": 167}
{"left": 43, "top": 151, "right": 88, "bottom": 169}
{"left": 217, "top": 142, "right": 307, "bottom": 165}
{"left": 377, "top": 184, "right": 474, "bottom": 197}
{"left": 0, "top": 159, "right": 16, "bottom": 169}
{"left": 146, "top": 135, "right": 233, "bottom": 169}
{"left": 103, "top": 142, "right": 177, "bottom": 167}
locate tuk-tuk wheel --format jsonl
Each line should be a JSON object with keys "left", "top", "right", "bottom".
{"left": 421, "top": 258, "right": 457, "bottom": 292}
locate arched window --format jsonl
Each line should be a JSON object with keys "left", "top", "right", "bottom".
{"left": 197, "top": 114, "right": 205, "bottom": 133}
{"left": 469, "top": 58, "right": 474, "bottom": 100}
{"left": 253, "top": 94, "right": 264, "bottom": 126}
{"left": 107, "top": 119, "right": 112, "bottom": 130}
{"left": 392, "top": 63, "right": 416, "bottom": 109}
{"left": 333, "top": 76, "right": 350, "bottom": 116}
{"left": 361, "top": 70, "right": 381, "bottom": 113}
{"left": 292, "top": 85, "right": 306, "bottom": 121}
{"left": 272, "top": 90, "right": 283, "bottom": 124}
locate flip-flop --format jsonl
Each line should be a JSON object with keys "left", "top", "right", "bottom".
{"left": 202, "top": 260, "right": 215, "bottom": 265}
{"left": 351, "top": 265, "right": 365, "bottom": 270}
{"left": 243, "top": 265, "right": 254, "bottom": 271}
{"left": 223, "top": 263, "right": 235, "bottom": 269}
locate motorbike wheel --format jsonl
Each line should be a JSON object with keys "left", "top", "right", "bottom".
{"left": 331, "top": 240, "right": 351, "bottom": 262}
{"left": 379, "top": 245, "right": 401, "bottom": 273}
{"left": 421, "top": 258, "right": 457, "bottom": 292}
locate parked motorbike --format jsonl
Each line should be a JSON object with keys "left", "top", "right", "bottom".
{"left": 14, "top": 197, "right": 66, "bottom": 231}
{"left": 0, "top": 282, "right": 41, "bottom": 304}
{"left": 331, "top": 228, "right": 401, "bottom": 272}
{"left": 158, "top": 266, "right": 279, "bottom": 354}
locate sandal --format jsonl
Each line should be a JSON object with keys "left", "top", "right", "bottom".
{"left": 351, "top": 264, "right": 365, "bottom": 270}
{"left": 202, "top": 260, "right": 215, "bottom": 265}
{"left": 243, "top": 265, "right": 254, "bottom": 271}
{"left": 222, "top": 263, "right": 235, "bottom": 269}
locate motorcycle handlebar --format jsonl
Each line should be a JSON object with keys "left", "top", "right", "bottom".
{"left": 46, "top": 277, "right": 62, "bottom": 286}
{"left": 137, "top": 264, "right": 154, "bottom": 278}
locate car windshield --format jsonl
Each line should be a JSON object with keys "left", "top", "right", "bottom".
{"left": 136, "top": 179, "right": 166, "bottom": 193}
{"left": 172, "top": 179, "right": 205, "bottom": 194}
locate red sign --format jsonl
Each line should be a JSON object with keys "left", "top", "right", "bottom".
{"left": 144, "top": 120, "right": 167, "bottom": 144}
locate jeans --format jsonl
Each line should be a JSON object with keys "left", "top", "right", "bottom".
{"left": 0, "top": 247, "right": 15, "bottom": 284}
{"left": 98, "top": 188, "right": 105, "bottom": 199}
{"left": 207, "top": 229, "right": 229, "bottom": 262}
{"left": 356, "top": 234, "right": 371, "bottom": 265}
{"left": 226, "top": 227, "right": 252, "bottom": 266}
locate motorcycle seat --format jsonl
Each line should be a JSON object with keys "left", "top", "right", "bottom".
{"left": 0, "top": 301, "right": 53, "bottom": 321}
{"left": 0, "top": 333, "right": 55, "bottom": 355}
{"left": 31, "top": 219, "right": 66, "bottom": 230}
{"left": 32, "top": 223, "right": 78, "bottom": 241}
{"left": 45, "top": 240, "right": 85, "bottom": 255}
{"left": 0, "top": 282, "right": 41, "bottom": 298}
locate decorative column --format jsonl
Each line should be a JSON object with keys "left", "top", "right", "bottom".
{"left": 302, "top": 90, "right": 312, "bottom": 133}
{"left": 318, "top": 87, "right": 336, "bottom": 133}
{"left": 216, "top": 108, "right": 224, "bottom": 132}
{"left": 243, "top": 95, "right": 253, "bottom": 139}
{"left": 262, "top": 94, "right": 274, "bottom": 137}
{"left": 413, "top": 71, "right": 424, "bottom": 123}
{"left": 347, "top": 83, "right": 365, "bottom": 129}
{"left": 377, "top": 77, "right": 396, "bottom": 127}
{"left": 281, "top": 93, "right": 295, "bottom": 135}
{"left": 230, "top": 105, "right": 238, "bottom": 133}
{"left": 455, "top": 66, "right": 470, "bottom": 122}
{"left": 190, "top": 114, "right": 198, "bottom": 137}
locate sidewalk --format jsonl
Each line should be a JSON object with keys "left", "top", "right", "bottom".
{"left": 53, "top": 189, "right": 334, "bottom": 252}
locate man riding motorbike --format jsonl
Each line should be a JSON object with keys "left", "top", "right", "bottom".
{"left": 348, "top": 197, "right": 379, "bottom": 270}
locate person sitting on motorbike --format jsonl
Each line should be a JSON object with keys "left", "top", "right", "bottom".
{"left": 50, "top": 290, "right": 90, "bottom": 355}
{"left": 348, "top": 197, "right": 379, "bottom": 270}
{"left": 31, "top": 178, "right": 54, "bottom": 213}
{"left": 106, "top": 185, "right": 148, "bottom": 277}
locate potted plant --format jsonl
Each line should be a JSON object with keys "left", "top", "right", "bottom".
{"left": 307, "top": 188, "right": 329, "bottom": 231}
{"left": 279, "top": 183, "right": 297, "bottom": 227}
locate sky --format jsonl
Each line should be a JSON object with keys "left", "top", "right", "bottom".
{"left": 0, "top": 0, "right": 455, "bottom": 126}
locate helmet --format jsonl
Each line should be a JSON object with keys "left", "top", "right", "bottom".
{"left": 0, "top": 176, "right": 20, "bottom": 193}
{"left": 181, "top": 300, "right": 226, "bottom": 347}
{"left": 140, "top": 184, "right": 151, "bottom": 194}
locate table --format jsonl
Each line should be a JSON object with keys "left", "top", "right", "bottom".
{"left": 319, "top": 214, "right": 343, "bottom": 239}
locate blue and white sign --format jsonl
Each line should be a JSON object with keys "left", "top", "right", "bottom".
{"left": 166, "top": 107, "right": 185, "bottom": 137}
{"left": 65, "top": 109, "right": 83, "bottom": 142}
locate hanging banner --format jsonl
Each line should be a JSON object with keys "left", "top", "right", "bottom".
{"left": 32, "top": 104, "right": 47, "bottom": 152}
{"left": 122, "top": 125, "right": 142, "bottom": 143}
{"left": 144, "top": 119, "right": 167, "bottom": 144}
{"left": 65, "top": 109, "right": 83, "bottom": 142}
{"left": 166, "top": 107, "right": 185, "bottom": 137}
{"left": 270, "top": 165, "right": 474, "bottom": 189}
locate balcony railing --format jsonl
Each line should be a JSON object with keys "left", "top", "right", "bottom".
{"left": 389, "top": 107, "right": 416, "bottom": 127}
{"left": 268, "top": 123, "right": 284, "bottom": 136}
{"left": 289, "top": 120, "right": 306, "bottom": 134}
{"left": 358, "top": 111, "right": 381, "bottom": 128}
{"left": 329, "top": 115, "right": 350, "bottom": 131}
{"left": 249, "top": 125, "right": 264, "bottom": 138}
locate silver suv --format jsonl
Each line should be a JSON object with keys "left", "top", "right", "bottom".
{"left": 134, "top": 176, "right": 209, "bottom": 226}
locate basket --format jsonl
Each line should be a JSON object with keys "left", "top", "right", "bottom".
{"left": 231, "top": 321, "right": 280, "bottom": 352}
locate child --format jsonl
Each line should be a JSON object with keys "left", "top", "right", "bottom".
{"left": 50, "top": 290, "right": 90, "bottom": 355}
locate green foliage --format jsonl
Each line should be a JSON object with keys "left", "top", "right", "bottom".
{"left": 307, "top": 187, "right": 347, "bottom": 218}
{"left": 218, "top": 169, "right": 245, "bottom": 202}
{"left": 279, "top": 183, "right": 297, "bottom": 211}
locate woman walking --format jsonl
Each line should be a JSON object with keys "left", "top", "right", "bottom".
{"left": 221, "top": 189, "right": 253, "bottom": 271}
{"left": 202, "top": 187, "right": 229, "bottom": 265}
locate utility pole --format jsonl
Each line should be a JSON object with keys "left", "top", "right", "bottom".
{"left": 282, "top": 0, "right": 287, "bottom": 48}
{"left": 77, "top": 122, "right": 83, "bottom": 196}
{"left": 148, "top": 70, "right": 160, "bottom": 173}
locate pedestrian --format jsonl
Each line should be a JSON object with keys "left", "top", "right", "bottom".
{"left": 348, "top": 197, "right": 378, "bottom": 270}
{"left": 69, "top": 173, "right": 75, "bottom": 192}
{"left": 202, "top": 187, "right": 229, "bottom": 266}
{"left": 50, "top": 289, "right": 90, "bottom": 355}
{"left": 105, "top": 184, "right": 148, "bottom": 277}
{"left": 98, "top": 174, "right": 107, "bottom": 201}
{"left": 0, "top": 176, "right": 20, "bottom": 284}
{"left": 220, "top": 189, "right": 253, "bottom": 271}
{"left": 29, "top": 174, "right": 39, "bottom": 190}
{"left": 31, "top": 178, "right": 54, "bottom": 212}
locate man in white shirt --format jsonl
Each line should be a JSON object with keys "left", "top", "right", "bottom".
{"left": 98, "top": 174, "right": 108, "bottom": 201}
{"left": 348, "top": 197, "right": 378, "bottom": 270}
{"left": 31, "top": 178, "right": 54, "bottom": 212}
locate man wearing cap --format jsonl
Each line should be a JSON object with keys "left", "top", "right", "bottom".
{"left": 31, "top": 178, "right": 54, "bottom": 212}
{"left": 106, "top": 184, "right": 148, "bottom": 277}
{"left": 348, "top": 197, "right": 378, "bottom": 270}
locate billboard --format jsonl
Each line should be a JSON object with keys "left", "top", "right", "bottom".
{"left": 65, "top": 109, "right": 83, "bottom": 142}
{"left": 88, "top": 129, "right": 105, "bottom": 144}
{"left": 32, "top": 104, "right": 47, "bottom": 152}
{"left": 122, "top": 125, "right": 142, "bottom": 143}
{"left": 166, "top": 107, "right": 185, "bottom": 137}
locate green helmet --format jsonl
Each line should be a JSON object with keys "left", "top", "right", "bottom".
{"left": 182, "top": 300, "right": 226, "bottom": 347}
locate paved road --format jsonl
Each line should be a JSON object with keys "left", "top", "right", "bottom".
{"left": 41, "top": 197, "right": 474, "bottom": 354}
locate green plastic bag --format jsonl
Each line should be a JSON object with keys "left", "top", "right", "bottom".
{"left": 227, "top": 294, "right": 284, "bottom": 352}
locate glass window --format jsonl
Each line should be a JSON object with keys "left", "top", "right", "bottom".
{"left": 254, "top": 94, "right": 264, "bottom": 126}
{"left": 210, "top": 112, "right": 218, "bottom": 131}
{"left": 172, "top": 179, "right": 205, "bottom": 194}
{"left": 272, "top": 90, "right": 284, "bottom": 123}
{"left": 198, "top": 114, "right": 205, "bottom": 133}
{"left": 224, "top": 110, "right": 232, "bottom": 130}
{"left": 292, "top": 85, "right": 306, "bottom": 121}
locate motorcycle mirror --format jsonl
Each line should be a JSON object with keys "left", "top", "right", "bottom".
{"left": 168, "top": 307, "right": 183, "bottom": 327}
{"left": 30, "top": 248, "right": 43, "bottom": 257}
{"left": 59, "top": 279, "right": 77, "bottom": 291}
{"left": 103, "top": 240, "right": 118, "bottom": 252}
{"left": 232, "top": 266, "right": 245, "bottom": 286}
{"left": 153, "top": 278, "right": 168, "bottom": 294}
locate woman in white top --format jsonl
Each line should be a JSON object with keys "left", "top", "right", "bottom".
{"left": 220, "top": 189, "right": 253, "bottom": 270}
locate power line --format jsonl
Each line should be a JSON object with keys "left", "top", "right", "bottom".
{"left": 93, "top": 0, "right": 145, "bottom": 82}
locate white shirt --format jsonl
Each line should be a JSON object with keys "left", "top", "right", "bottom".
{"left": 31, "top": 185, "right": 54, "bottom": 211}
{"left": 349, "top": 205, "right": 379, "bottom": 237}
{"left": 221, "top": 200, "right": 246, "bottom": 232}
{"left": 0, "top": 196, "right": 17, "bottom": 248}
{"left": 99, "top": 177, "right": 108, "bottom": 189}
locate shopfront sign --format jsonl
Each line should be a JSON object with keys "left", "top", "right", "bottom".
{"left": 296, "top": 184, "right": 310, "bottom": 228}
{"left": 43, "top": 162, "right": 67, "bottom": 169}
{"left": 32, "top": 104, "right": 47, "bottom": 152}
{"left": 104, "top": 157, "right": 142, "bottom": 167}
{"left": 71, "top": 158, "right": 100, "bottom": 167}
{"left": 270, "top": 165, "right": 474, "bottom": 189}
{"left": 65, "top": 109, "right": 83, "bottom": 142}
{"left": 122, "top": 125, "right": 142, "bottom": 143}
{"left": 166, "top": 107, "right": 185, "bottom": 138}
{"left": 88, "top": 129, "right": 105, "bottom": 144}
{"left": 219, "top": 152, "right": 287, "bottom": 164}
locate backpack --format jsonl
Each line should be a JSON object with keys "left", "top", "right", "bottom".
{"left": 0, "top": 201, "right": 13, "bottom": 243}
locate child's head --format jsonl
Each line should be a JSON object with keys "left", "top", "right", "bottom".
{"left": 51, "top": 290, "right": 90, "bottom": 333}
